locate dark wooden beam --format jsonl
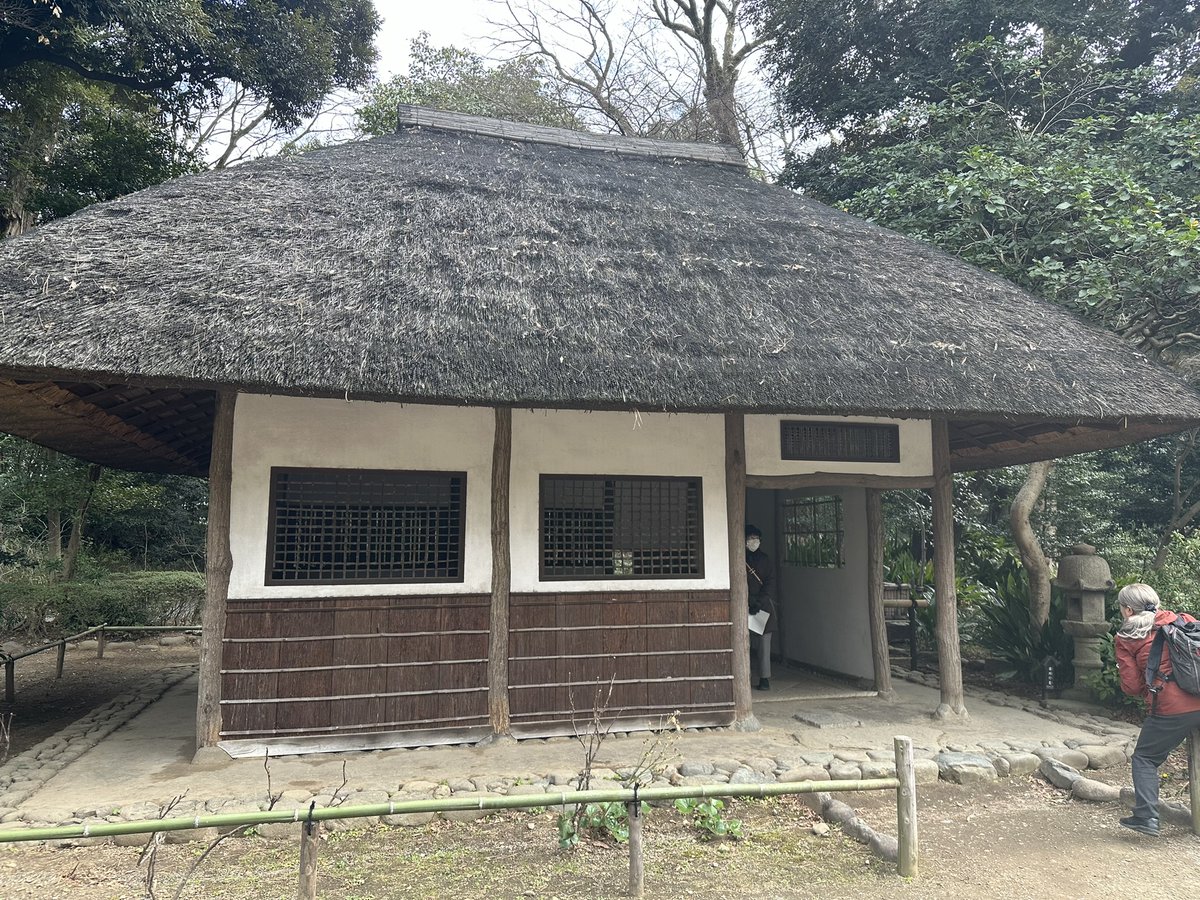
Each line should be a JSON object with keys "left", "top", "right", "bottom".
{"left": 745, "top": 472, "right": 934, "bottom": 490}
{"left": 950, "top": 421, "right": 1184, "bottom": 471}
{"left": 488, "top": 407, "right": 512, "bottom": 734}
{"left": 196, "top": 390, "right": 236, "bottom": 748}
{"left": 725, "top": 413, "right": 756, "bottom": 729}
{"left": 931, "top": 418, "right": 967, "bottom": 720}
{"left": 866, "top": 489, "right": 892, "bottom": 698}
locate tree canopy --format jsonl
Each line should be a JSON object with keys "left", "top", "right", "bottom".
{"left": 356, "top": 33, "right": 580, "bottom": 137}
{"left": 751, "top": 0, "right": 1200, "bottom": 139}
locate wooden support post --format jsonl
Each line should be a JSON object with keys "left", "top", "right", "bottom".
{"left": 627, "top": 800, "right": 644, "bottom": 897}
{"left": 55, "top": 640, "right": 66, "bottom": 679}
{"left": 894, "top": 735, "right": 918, "bottom": 877}
{"left": 297, "top": 815, "right": 321, "bottom": 900}
{"left": 725, "top": 413, "right": 756, "bottom": 728}
{"left": 866, "top": 489, "right": 892, "bottom": 697}
{"left": 97, "top": 627, "right": 106, "bottom": 659}
{"left": 488, "top": 407, "right": 512, "bottom": 734}
{"left": 930, "top": 419, "right": 967, "bottom": 720}
{"left": 1189, "top": 730, "right": 1199, "bottom": 835}
{"left": 197, "top": 390, "right": 236, "bottom": 749}
{"left": 4, "top": 659, "right": 13, "bottom": 705}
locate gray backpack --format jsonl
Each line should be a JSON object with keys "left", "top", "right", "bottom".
{"left": 1145, "top": 615, "right": 1200, "bottom": 705}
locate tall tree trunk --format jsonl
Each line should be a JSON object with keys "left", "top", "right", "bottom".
{"left": 47, "top": 507, "right": 62, "bottom": 562}
{"left": 1010, "top": 461, "right": 1055, "bottom": 627}
{"left": 61, "top": 465, "right": 102, "bottom": 582}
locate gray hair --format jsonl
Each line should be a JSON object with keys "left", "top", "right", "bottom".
{"left": 1116, "top": 583, "right": 1160, "bottom": 640}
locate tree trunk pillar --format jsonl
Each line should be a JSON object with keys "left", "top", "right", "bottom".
{"left": 931, "top": 419, "right": 967, "bottom": 720}
{"left": 488, "top": 407, "right": 512, "bottom": 734}
{"left": 866, "top": 489, "right": 893, "bottom": 697}
{"left": 197, "top": 390, "right": 236, "bottom": 749}
{"left": 725, "top": 413, "right": 757, "bottom": 729}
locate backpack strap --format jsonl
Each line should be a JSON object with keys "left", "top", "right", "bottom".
{"left": 1144, "top": 625, "right": 1171, "bottom": 714}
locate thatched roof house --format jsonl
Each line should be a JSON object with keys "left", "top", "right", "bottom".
{"left": 1, "top": 106, "right": 1197, "bottom": 754}
{"left": 2, "top": 107, "right": 1197, "bottom": 475}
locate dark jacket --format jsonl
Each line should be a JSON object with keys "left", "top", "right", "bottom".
{"left": 1116, "top": 609, "right": 1200, "bottom": 716}
{"left": 746, "top": 548, "right": 777, "bottom": 635}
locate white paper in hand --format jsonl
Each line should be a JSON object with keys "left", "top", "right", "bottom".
{"left": 748, "top": 610, "right": 770, "bottom": 635}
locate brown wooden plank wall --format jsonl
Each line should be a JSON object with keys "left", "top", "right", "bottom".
{"left": 221, "top": 595, "right": 490, "bottom": 740}
{"left": 508, "top": 591, "right": 734, "bottom": 734}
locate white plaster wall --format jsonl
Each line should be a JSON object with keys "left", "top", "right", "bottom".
{"left": 228, "top": 395, "right": 495, "bottom": 599}
{"left": 745, "top": 414, "right": 932, "bottom": 477}
{"left": 509, "top": 410, "right": 729, "bottom": 593}
{"left": 775, "top": 487, "right": 873, "bottom": 680}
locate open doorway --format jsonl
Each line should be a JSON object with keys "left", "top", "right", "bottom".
{"left": 746, "top": 487, "right": 875, "bottom": 697}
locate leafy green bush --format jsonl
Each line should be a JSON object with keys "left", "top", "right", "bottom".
{"left": 557, "top": 801, "right": 648, "bottom": 848}
{"left": 0, "top": 571, "right": 204, "bottom": 638}
{"left": 969, "top": 560, "right": 1075, "bottom": 686}
{"left": 674, "top": 797, "right": 743, "bottom": 840}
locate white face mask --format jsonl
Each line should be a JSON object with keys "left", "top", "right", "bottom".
{"left": 746, "top": 537, "right": 761, "bottom": 552}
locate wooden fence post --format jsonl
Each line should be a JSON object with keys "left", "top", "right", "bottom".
{"left": 55, "top": 640, "right": 66, "bottom": 679}
{"left": 3, "top": 658, "right": 13, "bottom": 705}
{"left": 627, "top": 800, "right": 644, "bottom": 897}
{"left": 894, "top": 735, "right": 917, "bottom": 877}
{"left": 97, "top": 627, "right": 106, "bottom": 659}
{"left": 297, "top": 807, "right": 320, "bottom": 900}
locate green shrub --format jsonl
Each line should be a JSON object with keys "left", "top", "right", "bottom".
{"left": 968, "top": 560, "right": 1075, "bottom": 686}
{"left": 674, "top": 797, "right": 743, "bottom": 840}
{"left": 0, "top": 571, "right": 204, "bottom": 638}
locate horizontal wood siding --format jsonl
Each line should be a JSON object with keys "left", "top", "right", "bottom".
{"left": 221, "top": 596, "right": 489, "bottom": 741}
{"left": 508, "top": 591, "right": 734, "bottom": 735}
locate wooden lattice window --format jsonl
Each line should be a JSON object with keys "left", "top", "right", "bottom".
{"left": 783, "top": 496, "right": 844, "bottom": 569}
{"left": 780, "top": 421, "right": 900, "bottom": 463}
{"left": 266, "top": 468, "right": 466, "bottom": 584}
{"left": 540, "top": 475, "right": 703, "bottom": 580}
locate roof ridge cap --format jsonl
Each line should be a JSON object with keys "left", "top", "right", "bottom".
{"left": 395, "top": 103, "right": 747, "bottom": 169}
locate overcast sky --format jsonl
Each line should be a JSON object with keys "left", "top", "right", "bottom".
{"left": 373, "top": 0, "right": 498, "bottom": 77}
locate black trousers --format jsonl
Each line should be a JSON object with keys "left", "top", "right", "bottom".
{"left": 1131, "top": 708, "right": 1200, "bottom": 819}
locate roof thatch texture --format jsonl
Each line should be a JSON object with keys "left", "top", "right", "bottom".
{"left": 1, "top": 108, "right": 1198, "bottom": 426}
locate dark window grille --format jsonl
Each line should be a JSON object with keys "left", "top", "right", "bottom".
{"left": 782, "top": 496, "right": 844, "bottom": 569}
{"left": 780, "top": 421, "right": 900, "bottom": 463}
{"left": 266, "top": 468, "right": 466, "bottom": 584}
{"left": 540, "top": 475, "right": 703, "bottom": 580}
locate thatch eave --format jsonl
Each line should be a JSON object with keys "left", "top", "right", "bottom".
{"left": 2, "top": 106, "right": 1200, "bottom": 474}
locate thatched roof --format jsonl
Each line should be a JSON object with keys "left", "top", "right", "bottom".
{"left": 1, "top": 105, "right": 1198, "bottom": 475}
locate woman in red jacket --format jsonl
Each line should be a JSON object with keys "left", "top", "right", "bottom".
{"left": 1115, "top": 583, "right": 1200, "bottom": 836}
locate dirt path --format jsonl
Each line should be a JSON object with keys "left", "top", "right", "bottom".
{"left": 1, "top": 641, "right": 198, "bottom": 761}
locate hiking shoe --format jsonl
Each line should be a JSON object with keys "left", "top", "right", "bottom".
{"left": 755, "top": 678, "right": 770, "bottom": 691}
{"left": 1119, "top": 815, "right": 1159, "bottom": 836}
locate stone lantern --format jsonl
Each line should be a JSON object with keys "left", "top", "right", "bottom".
{"left": 1055, "top": 543, "right": 1115, "bottom": 698}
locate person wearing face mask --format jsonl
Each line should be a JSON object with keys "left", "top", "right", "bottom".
{"left": 745, "top": 524, "right": 777, "bottom": 691}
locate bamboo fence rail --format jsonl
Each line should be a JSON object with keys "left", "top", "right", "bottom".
{"left": 1, "top": 623, "right": 200, "bottom": 704}
{"left": 0, "top": 736, "right": 920, "bottom": 897}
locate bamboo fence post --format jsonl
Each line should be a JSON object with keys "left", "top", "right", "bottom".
{"left": 297, "top": 805, "right": 320, "bottom": 900}
{"left": 97, "top": 627, "right": 106, "bottom": 659}
{"left": 3, "top": 658, "right": 13, "bottom": 705}
{"left": 55, "top": 640, "right": 66, "bottom": 679}
{"left": 1189, "top": 730, "right": 1199, "bottom": 835}
{"left": 627, "top": 800, "right": 644, "bottom": 898}
{"left": 894, "top": 735, "right": 917, "bottom": 877}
